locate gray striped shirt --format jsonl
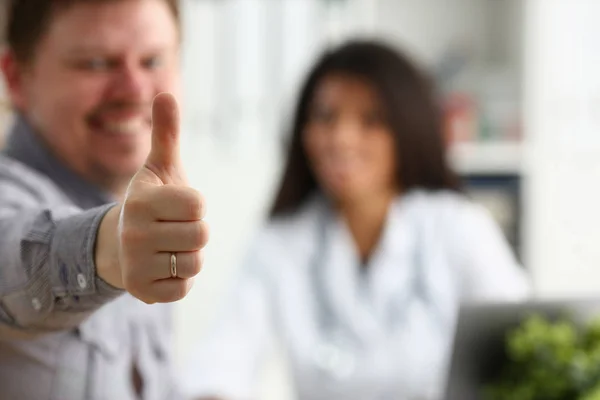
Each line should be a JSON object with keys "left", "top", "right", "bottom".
{"left": 0, "top": 117, "right": 182, "bottom": 399}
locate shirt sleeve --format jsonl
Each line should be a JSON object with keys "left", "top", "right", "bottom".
{"left": 180, "top": 240, "right": 277, "bottom": 400}
{"left": 0, "top": 181, "right": 124, "bottom": 339}
{"left": 449, "top": 201, "right": 532, "bottom": 301}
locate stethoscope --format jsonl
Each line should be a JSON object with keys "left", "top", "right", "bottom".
{"left": 308, "top": 202, "right": 434, "bottom": 385}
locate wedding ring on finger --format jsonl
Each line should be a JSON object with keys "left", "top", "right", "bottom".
{"left": 170, "top": 253, "right": 177, "bottom": 278}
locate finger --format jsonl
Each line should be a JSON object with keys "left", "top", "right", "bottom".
{"left": 147, "top": 185, "right": 206, "bottom": 221}
{"left": 121, "top": 185, "right": 205, "bottom": 223}
{"left": 150, "top": 278, "right": 194, "bottom": 303}
{"left": 149, "top": 220, "right": 209, "bottom": 252}
{"left": 145, "top": 92, "right": 183, "bottom": 184}
{"left": 151, "top": 250, "right": 204, "bottom": 280}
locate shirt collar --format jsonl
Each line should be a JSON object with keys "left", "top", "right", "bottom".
{"left": 2, "top": 115, "right": 114, "bottom": 209}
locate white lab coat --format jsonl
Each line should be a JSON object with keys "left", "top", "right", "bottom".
{"left": 182, "top": 190, "right": 530, "bottom": 400}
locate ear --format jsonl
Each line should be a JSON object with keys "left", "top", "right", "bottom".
{"left": 0, "top": 49, "right": 28, "bottom": 110}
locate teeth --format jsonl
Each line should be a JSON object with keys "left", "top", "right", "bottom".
{"left": 102, "top": 119, "right": 145, "bottom": 135}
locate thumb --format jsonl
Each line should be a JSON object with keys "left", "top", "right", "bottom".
{"left": 145, "top": 92, "right": 183, "bottom": 182}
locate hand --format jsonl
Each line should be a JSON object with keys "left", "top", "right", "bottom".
{"left": 97, "top": 92, "right": 208, "bottom": 303}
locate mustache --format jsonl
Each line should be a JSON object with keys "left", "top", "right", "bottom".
{"left": 88, "top": 101, "right": 152, "bottom": 118}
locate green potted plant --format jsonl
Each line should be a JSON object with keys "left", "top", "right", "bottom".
{"left": 484, "top": 314, "right": 600, "bottom": 400}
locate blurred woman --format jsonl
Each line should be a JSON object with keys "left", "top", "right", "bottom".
{"left": 183, "top": 40, "right": 530, "bottom": 400}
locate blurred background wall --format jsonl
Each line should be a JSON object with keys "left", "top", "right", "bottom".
{"left": 173, "top": 1, "right": 600, "bottom": 398}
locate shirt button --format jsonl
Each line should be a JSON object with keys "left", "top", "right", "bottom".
{"left": 77, "top": 273, "right": 87, "bottom": 289}
{"left": 31, "top": 298, "right": 41, "bottom": 311}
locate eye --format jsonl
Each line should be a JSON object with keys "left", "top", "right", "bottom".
{"left": 362, "top": 110, "right": 385, "bottom": 129}
{"left": 76, "top": 58, "right": 112, "bottom": 71}
{"left": 309, "top": 105, "right": 337, "bottom": 125}
{"left": 142, "top": 56, "right": 163, "bottom": 70}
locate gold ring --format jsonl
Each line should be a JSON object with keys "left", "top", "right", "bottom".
{"left": 170, "top": 253, "right": 177, "bottom": 278}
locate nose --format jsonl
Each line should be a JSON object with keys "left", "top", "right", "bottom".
{"left": 330, "top": 117, "right": 362, "bottom": 147}
{"left": 108, "top": 62, "right": 151, "bottom": 102}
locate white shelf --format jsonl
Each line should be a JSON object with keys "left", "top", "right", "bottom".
{"left": 449, "top": 141, "right": 523, "bottom": 175}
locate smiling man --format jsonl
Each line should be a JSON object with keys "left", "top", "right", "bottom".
{"left": 0, "top": 1, "right": 208, "bottom": 399}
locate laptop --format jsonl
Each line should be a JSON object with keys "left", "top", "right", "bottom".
{"left": 442, "top": 297, "right": 600, "bottom": 400}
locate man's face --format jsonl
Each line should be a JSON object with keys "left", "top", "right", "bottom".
{"left": 5, "top": 0, "right": 181, "bottom": 185}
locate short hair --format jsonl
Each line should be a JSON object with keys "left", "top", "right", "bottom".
{"left": 3, "top": 0, "right": 181, "bottom": 63}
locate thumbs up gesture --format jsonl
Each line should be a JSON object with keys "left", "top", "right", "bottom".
{"left": 96, "top": 93, "right": 208, "bottom": 303}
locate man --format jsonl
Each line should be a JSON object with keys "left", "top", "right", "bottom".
{"left": 0, "top": 0, "right": 208, "bottom": 398}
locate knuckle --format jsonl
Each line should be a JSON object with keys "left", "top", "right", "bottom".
{"left": 160, "top": 280, "right": 189, "bottom": 302}
{"left": 173, "top": 281, "right": 189, "bottom": 301}
{"left": 203, "top": 222, "right": 210, "bottom": 245}
{"left": 185, "top": 190, "right": 204, "bottom": 220}
{"left": 191, "top": 221, "right": 209, "bottom": 249}
{"left": 149, "top": 290, "right": 169, "bottom": 304}
{"left": 190, "top": 251, "right": 203, "bottom": 275}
